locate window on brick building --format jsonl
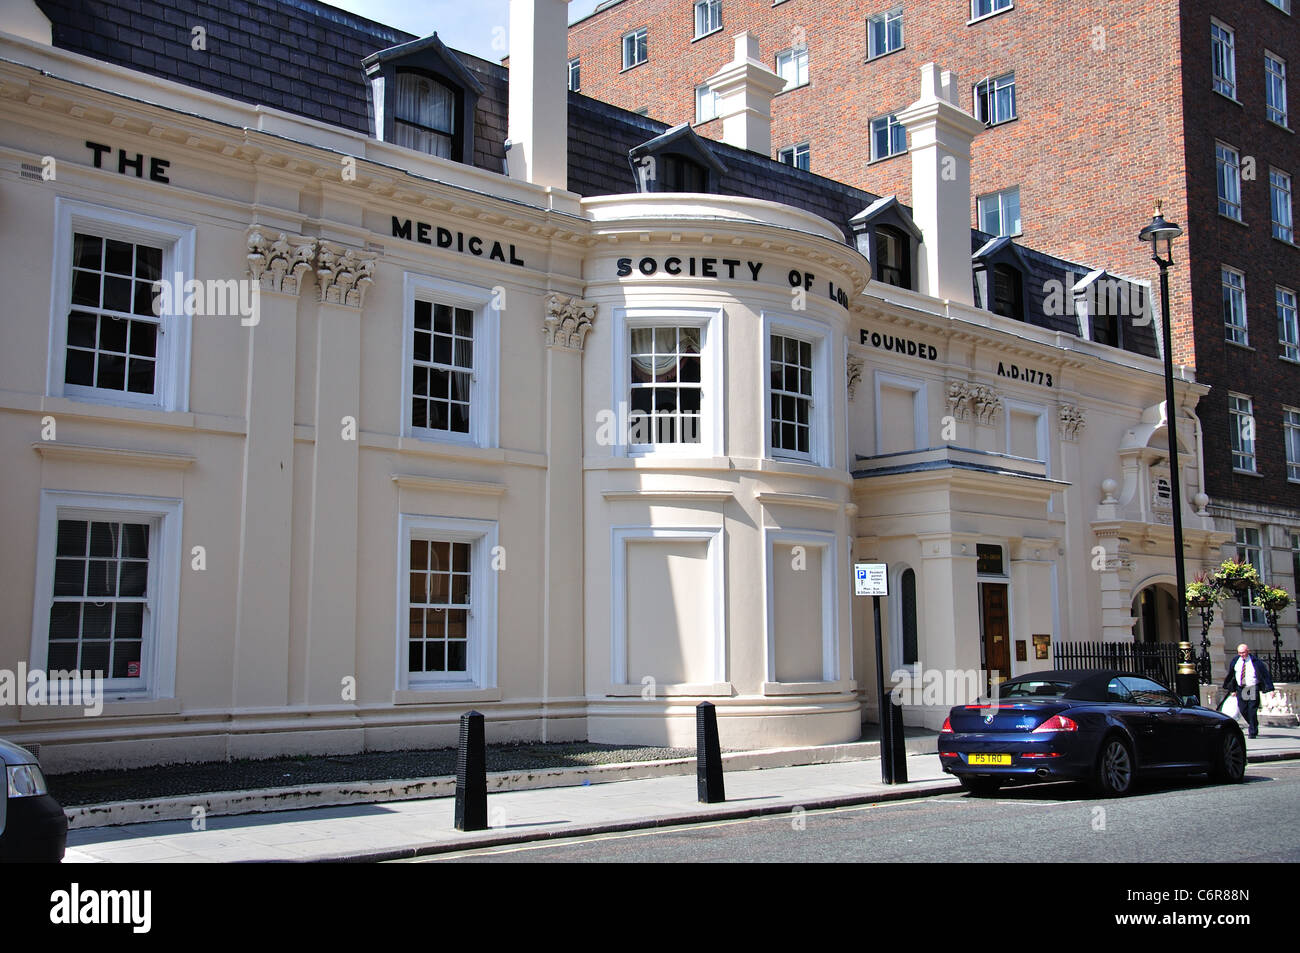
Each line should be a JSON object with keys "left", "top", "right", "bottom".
{"left": 1211, "top": 20, "right": 1236, "bottom": 98}
{"left": 568, "top": 57, "right": 580, "bottom": 92}
{"left": 694, "top": 0, "right": 722, "bottom": 38}
{"left": 1279, "top": 286, "right": 1299, "bottom": 361}
{"left": 1285, "top": 407, "right": 1300, "bottom": 481}
{"left": 978, "top": 186, "right": 1021, "bottom": 237}
{"left": 867, "top": 8, "right": 903, "bottom": 59}
{"left": 973, "top": 72, "right": 1016, "bottom": 125}
{"left": 1216, "top": 142, "right": 1242, "bottom": 220}
{"left": 1266, "top": 0, "right": 1291, "bottom": 16}
{"left": 1223, "top": 267, "right": 1249, "bottom": 345}
{"left": 1236, "top": 526, "right": 1265, "bottom": 624}
{"left": 623, "top": 28, "right": 648, "bottom": 69}
{"left": 776, "top": 45, "right": 809, "bottom": 90}
{"left": 971, "top": 0, "right": 1012, "bottom": 19}
{"left": 1273, "top": 169, "right": 1295, "bottom": 242}
{"left": 779, "top": 143, "right": 810, "bottom": 170}
{"left": 1266, "top": 52, "right": 1288, "bottom": 126}
{"left": 695, "top": 83, "right": 719, "bottom": 122}
{"left": 1229, "top": 394, "right": 1257, "bottom": 473}
{"left": 869, "top": 114, "right": 906, "bottom": 161}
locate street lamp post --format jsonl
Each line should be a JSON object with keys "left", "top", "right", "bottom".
{"left": 1138, "top": 202, "right": 1198, "bottom": 701}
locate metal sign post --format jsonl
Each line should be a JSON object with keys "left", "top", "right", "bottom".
{"left": 855, "top": 563, "right": 895, "bottom": 784}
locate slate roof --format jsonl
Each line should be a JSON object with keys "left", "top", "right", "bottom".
{"left": 33, "top": 0, "right": 1156, "bottom": 359}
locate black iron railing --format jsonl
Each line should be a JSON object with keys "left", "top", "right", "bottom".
{"left": 1259, "top": 651, "right": 1300, "bottom": 684}
{"left": 1052, "top": 641, "right": 1182, "bottom": 689}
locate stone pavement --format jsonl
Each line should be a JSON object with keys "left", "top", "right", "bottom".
{"left": 61, "top": 724, "right": 1300, "bottom": 863}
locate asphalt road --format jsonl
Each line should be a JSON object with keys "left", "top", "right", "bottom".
{"left": 411, "top": 760, "right": 1300, "bottom": 863}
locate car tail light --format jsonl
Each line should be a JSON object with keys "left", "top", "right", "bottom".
{"left": 1031, "top": 715, "right": 1078, "bottom": 733}
{"left": 940, "top": 717, "right": 952, "bottom": 733}
{"left": 1021, "top": 752, "right": 1063, "bottom": 759}
{"left": 940, "top": 752, "right": 958, "bottom": 758}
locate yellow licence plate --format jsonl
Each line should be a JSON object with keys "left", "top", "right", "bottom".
{"left": 969, "top": 754, "right": 1011, "bottom": 765}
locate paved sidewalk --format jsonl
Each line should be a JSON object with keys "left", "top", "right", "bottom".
{"left": 62, "top": 724, "right": 1300, "bottom": 863}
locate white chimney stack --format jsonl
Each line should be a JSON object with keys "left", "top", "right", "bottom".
{"left": 706, "top": 32, "right": 786, "bottom": 155}
{"left": 508, "top": 0, "right": 570, "bottom": 189}
{"left": 896, "top": 63, "right": 985, "bottom": 304}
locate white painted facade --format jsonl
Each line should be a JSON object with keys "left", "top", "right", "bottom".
{"left": 0, "top": 13, "right": 1229, "bottom": 769}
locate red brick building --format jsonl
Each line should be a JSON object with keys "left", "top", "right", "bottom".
{"left": 568, "top": 0, "right": 1300, "bottom": 651}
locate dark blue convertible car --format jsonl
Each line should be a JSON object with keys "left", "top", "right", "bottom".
{"left": 938, "top": 669, "right": 1247, "bottom": 796}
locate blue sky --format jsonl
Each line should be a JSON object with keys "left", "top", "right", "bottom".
{"left": 324, "top": 0, "right": 605, "bottom": 61}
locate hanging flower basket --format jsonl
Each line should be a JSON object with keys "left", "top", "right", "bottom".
{"left": 1186, "top": 580, "right": 1221, "bottom": 608}
{"left": 1215, "top": 558, "right": 1261, "bottom": 592}
{"left": 1255, "top": 585, "right": 1292, "bottom": 613}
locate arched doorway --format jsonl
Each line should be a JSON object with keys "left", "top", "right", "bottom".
{"left": 1132, "top": 582, "right": 1181, "bottom": 644}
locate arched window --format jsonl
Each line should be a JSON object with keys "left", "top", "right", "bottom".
{"left": 394, "top": 72, "right": 455, "bottom": 159}
{"left": 901, "top": 568, "right": 919, "bottom": 666}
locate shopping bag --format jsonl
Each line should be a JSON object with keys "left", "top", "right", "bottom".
{"left": 1220, "top": 693, "right": 1240, "bottom": 719}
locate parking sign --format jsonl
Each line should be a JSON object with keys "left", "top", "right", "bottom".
{"left": 854, "top": 562, "right": 888, "bottom": 596}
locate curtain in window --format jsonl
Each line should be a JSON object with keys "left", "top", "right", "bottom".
{"left": 394, "top": 73, "right": 454, "bottom": 158}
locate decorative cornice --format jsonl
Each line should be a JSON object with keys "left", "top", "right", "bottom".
{"left": 1059, "top": 403, "right": 1087, "bottom": 441}
{"left": 31, "top": 442, "right": 196, "bottom": 469}
{"left": 544, "top": 294, "right": 597, "bottom": 350}
{"left": 947, "top": 380, "right": 1001, "bottom": 425}
{"left": 846, "top": 355, "right": 864, "bottom": 402}
{"left": 316, "top": 241, "right": 376, "bottom": 308}
{"left": 390, "top": 473, "right": 506, "bottom": 496}
{"left": 246, "top": 229, "right": 316, "bottom": 295}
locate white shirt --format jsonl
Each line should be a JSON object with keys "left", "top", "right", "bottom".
{"left": 1237, "top": 656, "right": 1257, "bottom": 688}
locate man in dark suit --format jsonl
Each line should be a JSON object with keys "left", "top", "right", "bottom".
{"left": 1222, "top": 643, "right": 1275, "bottom": 739}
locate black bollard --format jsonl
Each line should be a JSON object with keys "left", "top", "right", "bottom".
{"left": 454, "top": 710, "right": 487, "bottom": 831}
{"left": 886, "top": 694, "right": 908, "bottom": 784}
{"left": 696, "top": 701, "right": 725, "bottom": 803}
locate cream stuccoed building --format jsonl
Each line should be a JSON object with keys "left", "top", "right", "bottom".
{"left": 0, "top": 0, "right": 1230, "bottom": 770}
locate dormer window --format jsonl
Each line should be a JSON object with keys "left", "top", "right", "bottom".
{"left": 394, "top": 73, "right": 455, "bottom": 158}
{"left": 849, "top": 196, "right": 922, "bottom": 292}
{"left": 629, "top": 123, "right": 727, "bottom": 194}
{"left": 363, "top": 33, "right": 483, "bottom": 166}
{"left": 992, "top": 264, "right": 1023, "bottom": 320}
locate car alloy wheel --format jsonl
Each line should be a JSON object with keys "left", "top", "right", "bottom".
{"left": 1214, "top": 731, "right": 1247, "bottom": 783}
{"left": 1092, "top": 737, "right": 1133, "bottom": 797}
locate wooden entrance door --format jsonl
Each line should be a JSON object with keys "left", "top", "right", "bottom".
{"left": 980, "top": 583, "right": 1011, "bottom": 695}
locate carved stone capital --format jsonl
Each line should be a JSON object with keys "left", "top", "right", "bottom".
{"left": 316, "top": 241, "right": 376, "bottom": 308}
{"left": 846, "top": 355, "right": 864, "bottom": 401}
{"left": 946, "top": 380, "right": 973, "bottom": 421}
{"left": 949, "top": 380, "right": 1001, "bottom": 426}
{"left": 247, "top": 229, "right": 316, "bottom": 295}
{"left": 1059, "top": 403, "right": 1087, "bottom": 441}
{"left": 544, "top": 293, "right": 597, "bottom": 350}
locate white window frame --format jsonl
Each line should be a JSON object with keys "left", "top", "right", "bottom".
{"left": 609, "top": 525, "right": 726, "bottom": 687}
{"left": 973, "top": 72, "right": 1016, "bottom": 125}
{"left": 869, "top": 113, "right": 907, "bottom": 161}
{"left": 867, "top": 7, "right": 903, "bottom": 60}
{"left": 978, "top": 186, "right": 1022, "bottom": 237}
{"left": 568, "top": 57, "right": 580, "bottom": 92}
{"left": 693, "top": 0, "right": 722, "bottom": 39}
{"left": 48, "top": 198, "right": 195, "bottom": 413}
{"left": 1271, "top": 168, "right": 1294, "bottom": 243}
{"left": 763, "top": 529, "right": 840, "bottom": 687}
{"left": 1279, "top": 285, "right": 1299, "bottom": 361}
{"left": 695, "top": 82, "right": 719, "bottom": 123}
{"left": 610, "top": 305, "right": 724, "bottom": 458}
{"left": 1236, "top": 526, "right": 1266, "bottom": 624}
{"left": 396, "top": 514, "right": 498, "bottom": 691}
{"left": 1266, "top": 51, "right": 1288, "bottom": 127}
{"left": 1222, "top": 266, "right": 1248, "bottom": 346}
{"left": 873, "top": 370, "right": 928, "bottom": 453}
{"left": 1216, "top": 142, "right": 1242, "bottom": 220}
{"left": 763, "top": 312, "right": 832, "bottom": 467}
{"left": 776, "top": 45, "right": 809, "bottom": 90}
{"left": 970, "top": 0, "right": 1013, "bottom": 22}
{"left": 30, "top": 490, "right": 182, "bottom": 703}
{"left": 778, "top": 143, "right": 810, "bottom": 170}
{"left": 1266, "top": 0, "right": 1291, "bottom": 13}
{"left": 401, "top": 272, "right": 500, "bottom": 449}
{"left": 1211, "top": 19, "right": 1237, "bottom": 99}
{"left": 1229, "top": 392, "right": 1256, "bottom": 473}
{"left": 1285, "top": 406, "right": 1300, "bottom": 481}
{"left": 622, "top": 27, "right": 648, "bottom": 70}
